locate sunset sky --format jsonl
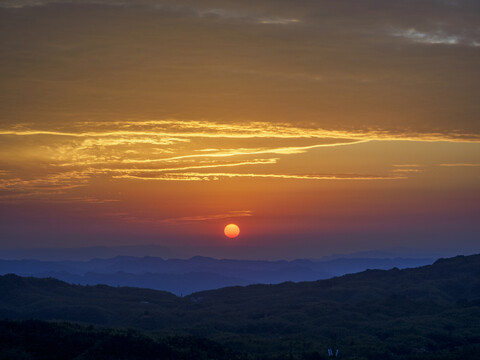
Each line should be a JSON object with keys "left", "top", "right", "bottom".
{"left": 0, "top": 0, "right": 479, "bottom": 259}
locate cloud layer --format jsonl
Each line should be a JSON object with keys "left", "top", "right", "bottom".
{"left": 0, "top": 1, "right": 479, "bottom": 253}
{"left": 1, "top": 119, "right": 479, "bottom": 201}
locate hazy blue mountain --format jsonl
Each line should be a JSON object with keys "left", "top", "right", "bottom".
{"left": 1, "top": 254, "right": 478, "bottom": 327}
{"left": 0, "top": 255, "right": 435, "bottom": 295}
{"left": 309, "top": 257, "right": 436, "bottom": 276}
{"left": 1, "top": 244, "right": 460, "bottom": 261}
{"left": 0, "top": 245, "right": 173, "bottom": 261}
{"left": 44, "top": 271, "right": 250, "bottom": 296}
{"left": 317, "top": 247, "right": 460, "bottom": 260}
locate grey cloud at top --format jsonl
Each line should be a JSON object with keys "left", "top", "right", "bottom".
{"left": 0, "top": 0, "right": 479, "bottom": 135}
{"left": 0, "top": 0, "right": 301, "bottom": 24}
{"left": 1, "top": 0, "right": 478, "bottom": 36}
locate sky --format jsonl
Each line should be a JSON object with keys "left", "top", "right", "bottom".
{"left": 0, "top": 0, "right": 479, "bottom": 259}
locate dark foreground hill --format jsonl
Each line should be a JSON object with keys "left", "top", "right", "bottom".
{"left": 0, "top": 319, "right": 238, "bottom": 360}
{"left": 1, "top": 254, "right": 479, "bottom": 359}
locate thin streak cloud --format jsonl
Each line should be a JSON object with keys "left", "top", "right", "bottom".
{"left": 1, "top": 120, "right": 479, "bottom": 142}
{"left": 101, "top": 159, "right": 278, "bottom": 172}
{"left": 113, "top": 172, "right": 406, "bottom": 182}
{"left": 390, "top": 28, "right": 479, "bottom": 47}
{"left": 157, "top": 141, "right": 369, "bottom": 163}
{"left": 440, "top": 163, "right": 480, "bottom": 167}
{"left": 0, "top": 119, "right": 477, "bottom": 200}
{"left": 163, "top": 210, "right": 253, "bottom": 224}
{"left": 0, "top": 0, "right": 301, "bottom": 27}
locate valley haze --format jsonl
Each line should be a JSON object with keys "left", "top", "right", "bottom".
{"left": 0, "top": 252, "right": 437, "bottom": 295}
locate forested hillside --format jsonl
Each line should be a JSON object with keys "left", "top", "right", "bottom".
{"left": 0, "top": 320, "right": 237, "bottom": 360}
{"left": 1, "top": 254, "right": 479, "bottom": 359}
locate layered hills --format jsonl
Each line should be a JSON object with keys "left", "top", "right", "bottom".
{"left": 1, "top": 254, "right": 479, "bottom": 359}
{"left": 0, "top": 255, "right": 434, "bottom": 295}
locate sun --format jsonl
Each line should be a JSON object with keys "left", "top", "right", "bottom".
{"left": 224, "top": 224, "right": 240, "bottom": 238}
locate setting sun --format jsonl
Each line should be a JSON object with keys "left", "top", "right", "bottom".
{"left": 224, "top": 224, "right": 240, "bottom": 239}
{"left": 0, "top": 1, "right": 479, "bottom": 358}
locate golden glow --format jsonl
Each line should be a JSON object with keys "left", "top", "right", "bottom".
{"left": 224, "top": 224, "right": 240, "bottom": 238}
{"left": 0, "top": 0, "right": 479, "bottom": 255}
{"left": 1, "top": 120, "right": 479, "bottom": 141}
{"left": 1, "top": 120, "right": 479, "bottom": 201}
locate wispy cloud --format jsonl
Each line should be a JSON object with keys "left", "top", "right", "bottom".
{"left": 2, "top": 120, "right": 479, "bottom": 141}
{"left": 1, "top": 120, "right": 477, "bottom": 199}
{"left": 163, "top": 210, "right": 253, "bottom": 224}
{"left": 392, "top": 168, "right": 423, "bottom": 173}
{"left": 96, "top": 210, "right": 253, "bottom": 226}
{"left": 0, "top": 1, "right": 301, "bottom": 26}
{"left": 197, "top": 8, "right": 300, "bottom": 25}
{"left": 103, "top": 158, "right": 278, "bottom": 172}
{"left": 391, "top": 28, "right": 479, "bottom": 47}
{"left": 0, "top": 171, "right": 90, "bottom": 199}
{"left": 392, "top": 164, "right": 423, "bottom": 173}
{"left": 155, "top": 142, "right": 369, "bottom": 163}
{"left": 440, "top": 163, "right": 480, "bottom": 167}
{"left": 113, "top": 172, "right": 406, "bottom": 182}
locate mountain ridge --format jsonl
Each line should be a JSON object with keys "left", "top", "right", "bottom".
{"left": 0, "top": 255, "right": 435, "bottom": 295}
{"left": 1, "top": 254, "right": 479, "bottom": 359}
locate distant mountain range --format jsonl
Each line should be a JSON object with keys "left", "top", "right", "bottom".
{"left": 0, "top": 255, "right": 435, "bottom": 295}
{"left": 1, "top": 244, "right": 472, "bottom": 262}
{"left": 1, "top": 254, "right": 479, "bottom": 359}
